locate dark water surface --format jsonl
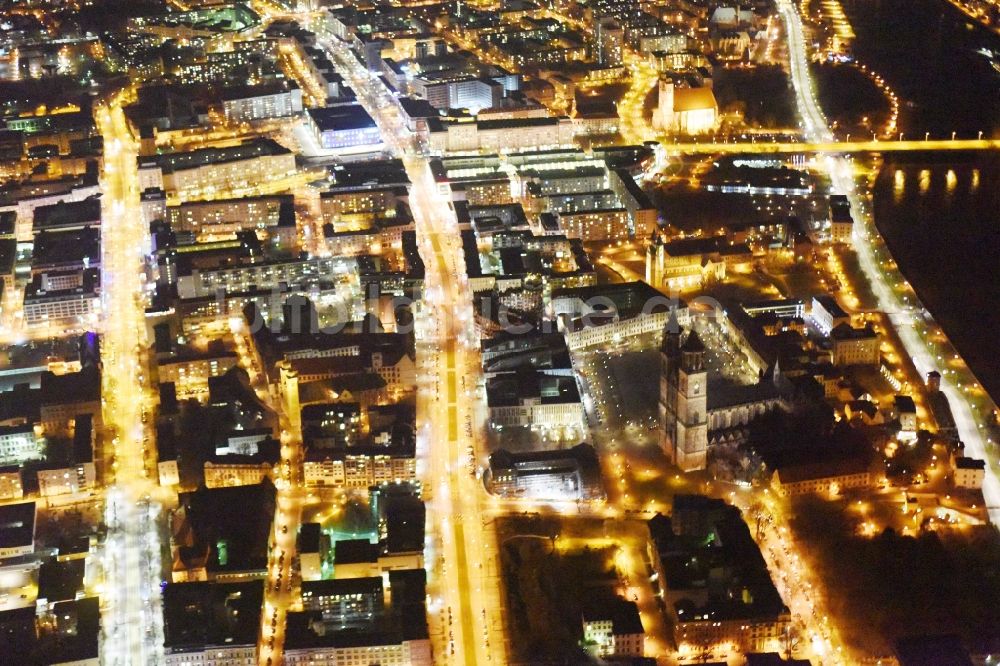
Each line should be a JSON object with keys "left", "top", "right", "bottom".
{"left": 842, "top": 0, "right": 1000, "bottom": 401}
{"left": 843, "top": 0, "right": 1000, "bottom": 137}
{"left": 873, "top": 153, "right": 1000, "bottom": 402}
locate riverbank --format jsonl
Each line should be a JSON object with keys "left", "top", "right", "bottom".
{"left": 873, "top": 151, "right": 1000, "bottom": 406}
{"left": 843, "top": 0, "right": 1000, "bottom": 137}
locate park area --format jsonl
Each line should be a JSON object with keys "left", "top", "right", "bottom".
{"left": 788, "top": 495, "right": 1000, "bottom": 656}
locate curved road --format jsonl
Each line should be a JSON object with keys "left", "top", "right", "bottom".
{"left": 777, "top": 0, "right": 1000, "bottom": 518}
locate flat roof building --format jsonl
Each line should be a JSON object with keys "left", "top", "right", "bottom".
{"left": 0, "top": 501, "right": 36, "bottom": 560}
{"left": 487, "top": 443, "right": 604, "bottom": 500}
{"left": 162, "top": 580, "right": 264, "bottom": 666}
{"left": 32, "top": 196, "right": 101, "bottom": 235}
{"left": 307, "top": 105, "right": 382, "bottom": 151}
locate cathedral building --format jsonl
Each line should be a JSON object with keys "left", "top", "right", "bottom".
{"left": 659, "top": 316, "right": 786, "bottom": 472}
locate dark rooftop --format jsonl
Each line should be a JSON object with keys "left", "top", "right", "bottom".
{"left": 334, "top": 538, "right": 378, "bottom": 565}
{"left": 176, "top": 481, "right": 275, "bottom": 573}
{"left": 308, "top": 104, "right": 377, "bottom": 132}
{"left": 162, "top": 581, "right": 264, "bottom": 651}
{"left": 31, "top": 227, "right": 100, "bottom": 270}
{"left": 298, "top": 522, "right": 321, "bottom": 554}
{"left": 0, "top": 501, "right": 35, "bottom": 551}
{"left": 38, "top": 558, "right": 85, "bottom": 603}
{"left": 582, "top": 597, "right": 644, "bottom": 635}
{"left": 32, "top": 197, "right": 101, "bottom": 233}
{"left": 302, "top": 577, "right": 383, "bottom": 599}
{"left": 139, "top": 138, "right": 290, "bottom": 174}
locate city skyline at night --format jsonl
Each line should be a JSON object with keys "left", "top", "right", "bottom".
{"left": 0, "top": 0, "right": 997, "bottom": 664}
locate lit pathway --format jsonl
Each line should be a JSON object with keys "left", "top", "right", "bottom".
{"left": 659, "top": 137, "right": 1000, "bottom": 154}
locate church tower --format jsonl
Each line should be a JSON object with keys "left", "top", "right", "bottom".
{"left": 658, "top": 312, "right": 681, "bottom": 452}
{"left": 660, "top": 321, "right": 709, "bottom": 472}
{"left": 645, "top": 231, "right": 665, "bottom": 289}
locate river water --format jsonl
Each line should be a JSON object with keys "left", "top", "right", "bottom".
{"left": 843, "top": 0, "right": 1000, "bottom": 401}
{"left": 844, "top": 0, "right": 1000, "bottom": 137}
{"left": 873, "top": 152, "right": 1000, "bottom": 402}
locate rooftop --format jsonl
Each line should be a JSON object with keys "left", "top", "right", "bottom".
{"left": 582, "top": 597, "right": 644, "bottom": 635}
{"left": 333, "top": 538, "right": 378, "bottom": 565}
{"left": 31, "top": 227, "right": 101, "bottom": 269}
{"left": 32, "top": 197, "right": 101, "bottom": 233}
{"left": 176, "top": 481, "right": 275, "bottom": 573}
{"left": 672, "top": 86, "right": 717, "bottom": 112}
{"left": 774, "top": 455, "right": 871, "bottom": 484}
{"left": 308, "top": 104, "right": 377, "bottom": 132}
{"left": 301, "top": 577, "right": 384, "bottom": 599}
{"left": 0, "top": 501, "right": 35, "bottom": 551}
{"left": 138, "top": 138, "right": 290, "bottom": 174}
{"left": 955, "top": 457, "right": 985, "bottom": 471}
{"left": 162, "top": 581, "right": 264, "bottom": 651}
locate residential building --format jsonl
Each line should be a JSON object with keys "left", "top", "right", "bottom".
{"left": 0, "top": 467, "right": 23, "bottom": 500}
{"left": 203, "top": 439, "right": 280, "bottom": 489}
{"left": 167, "top": 195, "right": 296, "bottom": 242}
{"left": 303, "top": 447, "right": 417, "bottom": 489}
{"left": 137, "top": 139, "right": 296, "bottom": 200}
{"left": 157, "top": 348, "right": 239, "bottom": 400}
{"left": 36, "top": 414, "right": 96, "bottom": 497}
{"left": 300, "top": 577, "right": 384, "bottom": 625}
{"left": 555, "top": 207, "right": 630, "bottom": 242}
{"left": 581, "top": 598, "right": 645, "bottom": 657}
{"left": 0, "top": 424, "right": 40, "bottom": 465}
{"left": 829, "top": 323, "right": 880, "bottom": 366}
{"left": 283, "top": 604, "right": 431, "bottom": 666}
{"left": 0, "top": 502, "right": 36, "bottom": 560}
{"left": 221, "top": 83, "right": 303, "bottom": 123}
{"left": 829, "top": 194, "right": 854, "bottom": 244}
{"left": 170, "top": 482, "right": 276, "bottom": 582}
{"left": 162, "top": 581, "right": 263, "bottom": 666}
{"left": 427, "top": 116, "right": 576, "bottom": 153}
{"left": 771, "top": 456, "right": 873, "bottom": 496}
{"left": 954, "top": 457, "right": 985, "bottom": 490}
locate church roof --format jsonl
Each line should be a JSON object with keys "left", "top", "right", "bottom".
{"left": 681, "top": 330, "right": 705, "bottom": 353}
{"left": 673, "top": 87, "right": 717, "bottom": 113}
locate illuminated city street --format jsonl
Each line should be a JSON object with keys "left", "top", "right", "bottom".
{"left": 318, "top": 31, "right": 507, "bottom": 666}
{"left": 95, "top": 96, "right": 165, "bottom": 666}
{"left": 775, "top": 0, "right": 1000, "bottom": 525}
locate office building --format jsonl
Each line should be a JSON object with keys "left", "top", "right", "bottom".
{"left": 306, "top": 105, "right": 382, "bottom": 151}
{"left": 487, "top": 443, "right": 604, "bottom": 500}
